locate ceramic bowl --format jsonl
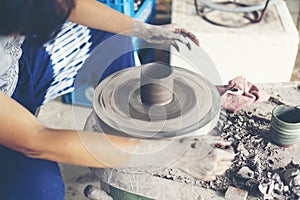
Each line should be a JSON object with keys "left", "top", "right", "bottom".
{"left": 270, "top": 105, "right": 300, "bottom": 147}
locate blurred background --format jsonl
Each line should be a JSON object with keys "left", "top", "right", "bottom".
{"left": 155, "top": 0, "right": 300, "bottom": 81}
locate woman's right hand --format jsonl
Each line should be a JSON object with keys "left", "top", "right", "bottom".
{"left": 171, "top": 136, "right": 235, "bottom": 181}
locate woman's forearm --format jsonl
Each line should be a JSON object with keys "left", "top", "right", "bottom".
{"left": 0, "top": 91, "right": 139, "bottom": 168}
{"left": 34, "top": 127, "right": 139, "bottom": 168}
{"left": 68, "top": 0, "right": 199, "bottom": 49}
{"left": 68, "top": 0, "right": 137, "bottom": 35}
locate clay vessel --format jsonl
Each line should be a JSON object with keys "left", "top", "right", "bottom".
{"left": 270, "top": 105, "right": 300, "bottom": 147}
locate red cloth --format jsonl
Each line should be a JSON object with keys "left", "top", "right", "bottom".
{"left": 217, "top": 76, "right": 270, "bottom": 113}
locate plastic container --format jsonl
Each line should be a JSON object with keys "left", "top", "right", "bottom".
{"left": 98, "top": 0, "right": 135, "bottom": 17}
{"left": 97, "top": 0, "right": 156, "bottom": 21}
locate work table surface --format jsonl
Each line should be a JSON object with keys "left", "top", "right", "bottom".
{"left": 38, "top": 81, "right": 300, "bottom": 200}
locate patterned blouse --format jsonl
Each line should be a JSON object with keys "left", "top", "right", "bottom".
{"left": 0, "top": 22, "right": 135, "bottom": 114}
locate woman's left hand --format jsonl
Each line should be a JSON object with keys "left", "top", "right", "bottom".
{"left": 131, "top": 21, "right": 200, "bottom": 51}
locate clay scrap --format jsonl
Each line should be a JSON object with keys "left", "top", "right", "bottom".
{"left": 152, "top": 109, "right": 300, "bottom": 199}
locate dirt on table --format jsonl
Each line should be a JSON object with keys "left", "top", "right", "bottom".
{"left": 152, "top": 109, "right": 300, "bottom": 199}
{"left": 152, "top": 82, "right": 300, "bottom": 200}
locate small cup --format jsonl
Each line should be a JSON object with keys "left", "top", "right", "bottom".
{"left": 269, "top": 105, "right": 300, "bottom": 147}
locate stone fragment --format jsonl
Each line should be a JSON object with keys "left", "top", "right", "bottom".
{"left": 274, "top": 183, "right": 283, "bottom": 193}
{"left": 245, "top": 179, "right": 259, "bottom": 188}
{"left": 237, "top": 166, "right": 254, "bottom": 179}
{"left": 273, "top": 194, "right": 286, "bottom": 199}
{"left": 249, "top": 119, "right": 255, "bottom": 124}
{"left": 283, "top": 168, "right": 300, "bottom": 186}
{"left": 272, "top": 173, "right": 281, "bottom": 182}
{"left": 259, "top": 181, "right": 275, "bottom": 200}
{"left": 258, "top": 183, "right": 268, "bottom": 195}
{"left": 292, "top": 186, "right": 300, "bottom": 197}
{"left": 291, "top": 174, "right": 300, "bottom": 187}
{"left": 238, "top": 115, "right": 244, "bottom": 122}
{"left": 267, "top": 172, "right": 272, "bottom": 178}
{"left": 246, "top": 111, "right": 253, "bottom": 118}
{"left": 283, "top": 185, "right": 289, "bottom": 193}
{"left": 225, "top": 186, "right": 248, "bottom": 200}
{"left": 256, "top": 161, "right": 263, "bottom": 175}
{"left": 268, "top": 180, "right": 275, "bottom": 196}
{"left": 234, "top": 134, "right": 242, "bottom": 140}
{"left": 237, "top": 143, "right": 250, "bottom": 157}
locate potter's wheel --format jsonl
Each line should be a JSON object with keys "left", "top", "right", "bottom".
{"left": 83, "top": 62, "right": 223, "bottom": 200}
{"left": 93, "top": 62, "right": 220, "bottom": 139}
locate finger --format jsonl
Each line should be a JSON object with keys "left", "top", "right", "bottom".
{"left": 186, "top": 32, "right": 200, "bottom": 46}
{"left": 186, "top": 40, "right": 191, "bottom": 50}
{"left": 171, "top": 34, "right": 191, "bottom": 51}
{"left": 214, "top": 142, "right": 233, "bottom": 149}
{"left": 170, "top": 41, "right": 180, "bottom": 52}
{"left": 174, "top": 28, "right": 200, "bottom": 46}
{"left": 214, "top": 168, "right": 227, "bottom": 176}
{"left": 189, "top": 165, "right": 215, "bottom": 178}
{"left": 202, "top": 135, "right": 232, "bottom": 146}
{"left": 210, "top": 148, "right": 235, "bottom": 161}
{"left": 162, "top": 23, "right": 177, "bottom": 31}
{"left": 201, "top": 135, "right": 224, "bottom": 145}
{"left": 196, "top": 140, "right": 215, "bottom": 159}
{"left": 203, "top": 175, "right": 217, "bottom": 181}
{"left": 178, "top": 35, "right": 191, "bottom": 50}
{"left": 214, "top": 162, "right": 232, "bottom": 175}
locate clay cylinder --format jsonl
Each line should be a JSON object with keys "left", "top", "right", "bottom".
{"left": 270, "top": 105, "right": 300, "bottom": 147}
{"left": 140, "top": 62, "right": 174, "bottom": 106}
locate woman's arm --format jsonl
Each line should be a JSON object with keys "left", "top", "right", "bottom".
{"left": 68, "top": 0, "right": 199, "bottom": 48}
{"left": 0, "top": 90, "right": 234, "bottom": 179}
{"left": 0, "top": 91, "right": 138, "bottom": 168}
{"left": 68, "top": 0, "right": 135, "bottom": 34}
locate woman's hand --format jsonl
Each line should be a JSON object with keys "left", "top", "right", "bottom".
{"left": 122, "top": 134, "right": 234, "bottom": 181}
{"left": 131, "top": 21, "right": 200, "bottom": 51}
{"left": 69, "top": 0, "right": 199, "bottom": 51}
{"left": 171, "top": 136, "right": 235, "bottom": 181}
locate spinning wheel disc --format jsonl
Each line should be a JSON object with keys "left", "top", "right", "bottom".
{"left": 93, "top": 63, "right": 220, "bottom": 138}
